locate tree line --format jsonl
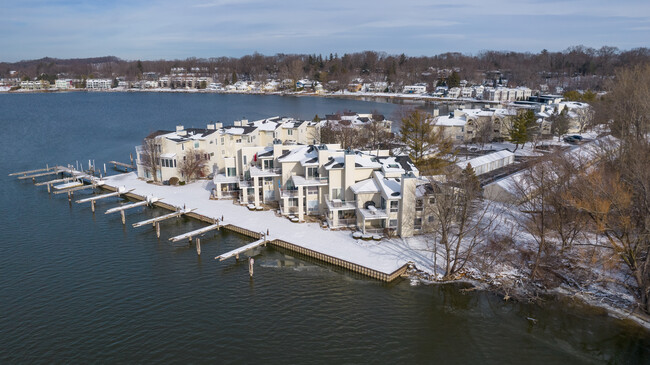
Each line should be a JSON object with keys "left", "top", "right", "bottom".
{"left": 3, "top": 46, "right": 650, "bottom": 91}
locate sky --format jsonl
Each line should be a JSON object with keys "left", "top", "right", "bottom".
{"left": 1, "top": 0, "right": 649, "bottom": 62}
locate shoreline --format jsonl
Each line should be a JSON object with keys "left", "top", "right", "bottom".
{"left": 0, "top": 87, "right": 498, "bottom": 106}
{"left": 408, "top": 265, "right": 650, "bottom": 331}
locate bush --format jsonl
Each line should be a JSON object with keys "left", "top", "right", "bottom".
{"left": 169, "top": 177, "right": 179, "bottom": 185}
{"left": 179, "top": 181, "right": 186, "bottom": 186}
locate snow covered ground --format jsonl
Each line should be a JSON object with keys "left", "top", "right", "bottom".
{"left": 102, "top": 172, "right": 439, "bottom": 275}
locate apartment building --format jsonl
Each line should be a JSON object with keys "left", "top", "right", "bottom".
{"left": 135, "top": 116, "right": 438, "bottom": 238}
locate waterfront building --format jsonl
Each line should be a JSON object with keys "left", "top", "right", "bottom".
{"left": 135, "top": 116, "right": 435, "bottom": 238}
{"left": 402, "top": 84, "right": 427, "bottom": 94}
{"left": 86, "top": 79, "right": 112, "bottom": 89}
{"left": 55, "top": 79, "right": 74, "bottom": 89}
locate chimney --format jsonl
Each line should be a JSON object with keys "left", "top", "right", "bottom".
{"left": 215, "top": 122, "right": 223, "bottom": 129}
{"left": 207, "top": 124, "right": 215, "bottom": 130}
{"left": 176, "top": 125, "right": 187, "bottom": 136}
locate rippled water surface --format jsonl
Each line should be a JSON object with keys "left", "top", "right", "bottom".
{"left": 0, "top": 93, "right": 648, "bottom": 364}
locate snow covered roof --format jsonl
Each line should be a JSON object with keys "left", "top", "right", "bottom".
{"left": 456, "top": 150, "right": 514, "bottom": 172}
{"left": 375, "top": 171, "right": 402, "bottom": 199}
{"left": 435, "top": 115, "right": 466, "bottom": 127}
{"left": 350, "top": 178, "right": 380, "bottom": 194}
{"left": 277, "top": 145, "right": 318, "bottom": 164}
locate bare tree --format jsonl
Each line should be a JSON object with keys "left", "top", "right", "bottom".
{"left": 179, "top": 149, "right": 209, "bottom": 182}
{"left": 513, "top": 160, "right": 554, "bottom": 281}
{"left": 475, "top": 119, "right": 494, "bottom": 150}
{"left": 139, "top": 136, "right": 161, "bottom": 182}
{"left": 428, "top": 165, "right": 496, "bottom": 278}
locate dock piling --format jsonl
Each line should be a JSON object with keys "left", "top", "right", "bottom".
{"left": 121, "top": 210, "right": 125, "bottom": 225}
{"left": 196, "top": 238, "right": 201, "bottom": 255}
{"left": 156, "top": 222, "right": 160, "bottom": 238}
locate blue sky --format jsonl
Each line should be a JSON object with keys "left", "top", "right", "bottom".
{"left": 1, "top": 0, "right": 649, "bottom": 62}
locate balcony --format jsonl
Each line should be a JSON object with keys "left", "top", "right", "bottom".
{"left": 280, "top": 189, "right": 299, "bottom": 198}
{"left": 324, "top": 194, "right": 356, "bottom": 211}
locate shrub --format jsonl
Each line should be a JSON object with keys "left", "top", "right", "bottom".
{"left": 169, "top": 177, "right": 179, "bottom": 185}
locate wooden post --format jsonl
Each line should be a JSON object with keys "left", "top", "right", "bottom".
{"left": 121, "top": 210, "right": 125, "bottom": 225}
{"left": 91, "top": 199, "right": 95, "bottom": 213}
{"left": 103, "top": 163, "right": 107, "bottom": 174}
{"left": 188, "top": 236, "right": 192, "bottom": 244}
{"left": 156, "top": 222, "right": 160, "bottom": 238}
{"left": 249, "top": 257, "right": 254, "bottom": 277}
{"left": 67, "top": 191, "right": 71, "bottom": 202}
{"left": 47, "top": 183, "right": 51, "bottom": 193}
{"left": 196, "top": 238, "right": 201, "bottom": 255}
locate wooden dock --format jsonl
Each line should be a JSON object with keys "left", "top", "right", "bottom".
{"left": 108, "top": 161, "right": 135, "bottom": 171}
{"left": 215, "top": 237, "right": 267, "bottom": 261}
{"left": 17, "top": 170, "right": 60, "bottom": 180}
{"left": 168, "top": 223, "right": 220, "bottom": 243}
{"left": 132, "top": 209, "right": 194, "bottom": 228}
{"left": 34, "top": 177, "right": 74, "bottom": 186}
{"left": 9, "top": 166, "right": 55, "bottom": 176}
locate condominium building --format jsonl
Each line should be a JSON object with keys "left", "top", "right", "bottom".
{"left": 135, "top": 116, "right": 437, "bottom": 238}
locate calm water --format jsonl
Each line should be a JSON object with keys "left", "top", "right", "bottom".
{"left": 0, "top": 92, "right": 648, "bottom": 364}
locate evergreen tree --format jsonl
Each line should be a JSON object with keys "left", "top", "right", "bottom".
{"left": 447, "top": 71, "right": 460, "bottom": 88}
{"left": 231, "top": 71, "right": 238, "bottom": 84}
{"left": 509, "top": 110, "right": 531, "bottom": 151}
{"left": 400, "top": 110, "right": 454, "bottom": 174}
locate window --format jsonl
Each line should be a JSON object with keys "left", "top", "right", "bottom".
{"left": 429, "top": 197, "right": 435, "bottom": 204}
{"left": 182, "top": 144, "right": 185, "bottom": 151}
{"left": 390, "top": 200, "right": 399, "bottom": 213}
{"left": 428, "top": 215, "right": 434, "bottom": 223}
{"left": 307, "top": 186, "right": 318, "bottom": 195}
{"left": 227, "top": 167, "right": 236, "bottom": 177}
{"left": 173, "top": 159, "right": 177, "bottom": 167}
{"left": 287, "top": 129, "right": 293, "bottom": 135}
{"left": 331, "top": 188, "right": 342, "bottom": 200}
{"left": 307, "top": 167, "right": 318, "bottom": 179}
{"left": 236, "top": 139, "right": 242, "bottom": 143}
{"left": 221, "top": 137, "right": 224, "bottom": 145}
{"left": 194, "top": 142, "right": 199, "bottom": 148}
{"left": 415, "top": 199, "right": 423, "bottom": 211}
{"left": 414, "top": 218, "right": 422, "bottom": 229}
{"left": 243, "top": 156, "right": 247, "bottom": 165}
{"left": 389, "top": 219, "right": 398, "bottom": 228}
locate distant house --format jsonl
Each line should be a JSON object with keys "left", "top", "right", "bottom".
{"left": 55, "top": 79, "right": 74, "bottom": 89}
{"left": 403, "top": 85, "right": 427, "bottom": 94}
{"left": 20, "top": 80, "right": 50, "bottom": 90}
{"left": 86, "top": 79, "right": 112, "bottom": 89}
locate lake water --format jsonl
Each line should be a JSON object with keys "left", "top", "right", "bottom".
{"left": 0, "top": 92, "right": 648, "bottom": 364}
